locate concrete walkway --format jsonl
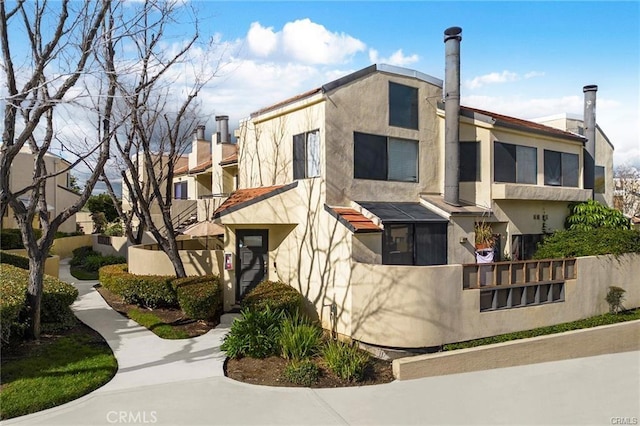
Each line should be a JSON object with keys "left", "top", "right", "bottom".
{"left": 2, "top": 261, "right": 639, "bottom": 425}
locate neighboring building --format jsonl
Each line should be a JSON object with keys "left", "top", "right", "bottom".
{"left": 1, "top": 146, "right": 80, "bottom": 233}
{"left": 210, "top": 27, "right": 615, "bottom": 348}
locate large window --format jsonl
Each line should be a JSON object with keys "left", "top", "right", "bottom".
{"left": 383, "top": 223, "right": 447, "bottom": 266}
{"left": 494, "top": 142, "right": 537, "bottom": 184}
{"left": 544, "top": 150, "right": 579, "bottom": 187}
{"left": 511, "top": 234, "right": 543, "bottom": 261}
{"left": 174, "top": 181, "right": 188, "bottom": 200}
{"left": 354, "top": 132, "right": 418, "bottom": 182}
{"left": 460, "top": 141, "right": 480, "bottom": 182}
{"left": 293, "top": 130, "right": 320, "bottom": 179}
{"left": 389, "top": 82, "right": 418, "bottom": 129}
{"left": 594, "top": 166, "right": 606, "bottom": 194}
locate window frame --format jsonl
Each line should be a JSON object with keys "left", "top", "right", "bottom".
{"left": 173, "top": 181, "right": 188, "bottom": 200}
{"left": 293, "top": 129, "right": 321, "bottom": 180}
{"left": 460, "top": 141, "right": 480, "bottom": 182}
{"left": 353, "top": 131, "right": 419, "bottom": 182}
{"left": 382, "top": 222, "right": 448, "bottom": 266}
{"left": 544, "top": 150, "right": 579, "bottom": 188}
{"left": 388, "top": 81, "right": 419, "bottom": 130}
{"left": 494, "top": 141, "right": 537, "bottom": 185}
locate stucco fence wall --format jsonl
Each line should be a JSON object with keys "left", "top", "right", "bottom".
{"left": 5, "top": 249, "right": 60, "bottom": 278}
{"left": 49, "top": 234, "right": 94, "bottom": 259}
{"left": 128, "top": 242, "right": 223, "bottom": 277}
{"left": 49, "top": 234, "right": 129, "bottom": 259}
{"left": 350, "top": 253, "right": 640, "bottom": 349}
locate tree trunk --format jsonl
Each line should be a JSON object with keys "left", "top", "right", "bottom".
{"left": 165, "top": 234, "right": 186, "bottom": 278}
{"left": 26, "top": 253, "right": 47, "bottom": 340}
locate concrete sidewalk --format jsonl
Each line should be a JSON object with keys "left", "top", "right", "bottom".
{"left": 2, "top": 261, "right": 639, "bottom": 425}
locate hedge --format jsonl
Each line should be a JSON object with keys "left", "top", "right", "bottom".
{"left": 0, "top": 250, "right": 30, "bottom": 270}
{"left": 0, "top": 264, "right": 78, "bottom": 343}
{"left": 172, "top": 275, "right": 222, "bottom": 320}
{"left": 242, "top": 280, "right": 304, "bottom": 316}
{"left": 534, "top": 228, "right": 640, "bottom": 259}
{"left": 99, "top": 264, "right": 177, "bottom": 309}
{"left": 0, "top": 229, "right": 42, "bottom": 250}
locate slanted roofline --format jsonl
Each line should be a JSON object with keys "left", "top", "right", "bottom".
{"left": 250, "top": 64, "right": 442, "bottom": 119}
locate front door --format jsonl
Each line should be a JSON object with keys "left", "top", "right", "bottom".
{"left": 236, "top": 229, "right": 269, "bottom": 299}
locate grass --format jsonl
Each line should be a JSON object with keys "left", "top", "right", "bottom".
{"left": 69, "top": 266, "right": 98, "bottom": 280}
{"left": 0, "top": 333, "right": 117, "bottom": 420}
{"left": 127, "top": 309, "right": 189, "bottom": 339}
{"left": 443, "top": 308, "right": 640, "bottom": 351}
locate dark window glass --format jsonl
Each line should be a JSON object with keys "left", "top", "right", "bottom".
{"left": 174, "top": 182, "right": 187, "bottom": 200}
{"left": 389, "top": 82, "right": 418, "bottom": 129}
{"left": 511, "top": 234, "right": 543, "bottom": 261}
{"left": 354, "top": 132, "right": 388, "bottom": 180}
{"left": 517, "top": 145, "right": 537, "bottom": 184}
{"left": 415, "top": 223, "right": 448, "bottom": 265}
{"left": 388, "top": 138, "right": 418, "bottom": 182}
{"left": 383, "top": 224, "right": 414, "bottom": 265}
{"left": 594, "top": 166, "right": 606, "bottom": 193}
{"left": 293, "top": 133, "right": 306, "bottom": 180}
{"left": 544, "top": 150, "right": 562, "bottom": 186}
{"left": 494, "top": 142, "right": 516, "bottom": 183}
{"left": 562, "top": 153, "right": 579, "bottom": 187}
{"left": 460, "top": 141, "right": 479, "bottom": 182}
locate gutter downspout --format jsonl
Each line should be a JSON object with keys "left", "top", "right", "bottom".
{"left": 444, "top": 26, "right": 462, "bottom": 206}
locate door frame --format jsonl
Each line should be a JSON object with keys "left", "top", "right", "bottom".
{"left": 236, "top": 229, "right": 269, "bottom": 300}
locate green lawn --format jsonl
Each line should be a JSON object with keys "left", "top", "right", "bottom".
{"left": 443, "top": 309, "right": 640, "bottom": 351}
{"left": 127, "top": 309, "right": 189, "bottom": 339}
{"left": 0, "top": 333, "right": 117, "bottom": 420}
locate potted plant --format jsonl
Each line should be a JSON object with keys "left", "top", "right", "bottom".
{"left": 474, "top": 221, "right": 494, "bottom": 250}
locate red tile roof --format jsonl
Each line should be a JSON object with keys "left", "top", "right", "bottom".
{"left": 251, "top": 87, "right": 323, "bottom": 118}
{"left": 460, "top": 105, "right": 585, "bottom": 142}
{"left": 191, "top": 159, "right": 212, "bottom": 174}
{"left": 220, "top": 152, "right": 238, "bottom": 166}
{"left": 213, "top": 183, "right": 297, "bottom": 218}
{"left": 330, "top": 207, "right": 381, "bottom": 233}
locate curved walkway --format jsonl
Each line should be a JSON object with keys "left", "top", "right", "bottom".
{"left": 2, "top": 261, "right": 639, "bottom": 425}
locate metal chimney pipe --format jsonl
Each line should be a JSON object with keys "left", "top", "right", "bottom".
{"left": 444, "top": 26, "right": 462, "bottom": 206}
{"left": 583, "top": 85, "right": 597, "bottom": 194}
{"left": 196, "top": 124, "right": 205, "bottom": 140}
{"left": 215, "top": 115, "right": 230, "bottom": 144}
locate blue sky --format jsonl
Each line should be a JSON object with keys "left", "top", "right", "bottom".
{"left": 186, "top": 1, "right": 639, "bottom": 165}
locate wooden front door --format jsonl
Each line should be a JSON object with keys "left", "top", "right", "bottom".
{"left": 236, "top": 229, "right": 269, "bottom": 299}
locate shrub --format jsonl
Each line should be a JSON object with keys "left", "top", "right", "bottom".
{"left": 119, "top": 275, "right": 176, "bottom": 309}
{"left": 534, "top": 228, "right": 640, "bottom": 259}
{"left": 0, "top": 250, "right": 30, "bottom": 270}
{"left": 99, "top": 264, "right": 129, "bottom": 295}
{"left": 242, "top": 280, "right": 304, "bottom": 316}
{"left": 0, "top": 265, "right": 27, "bottom": 343}
{"left": 104, "top": 222, "right": 123, "bottom": 237}
{"left": 322, "top": 340, "right": 369, "bottom": 382}
{"left": 283, "top": 359, "right": 320, "bottom": 386}
{"left": 279, "top": 314, "right": 322, "bottom": 361}
{"left": 0, "top": 229, "right": 41, "bottom": 250}
{"left": 565, "top": 200, "right": 630, "bottom": 231}
{"left": 172, "top": 275, "right": 222, "bottom": 320}
{"left": 221, "top": 307, "right": 284, "bottom": 359}
{"left": 606, "top": 286, "right": 626, "bottom": 314}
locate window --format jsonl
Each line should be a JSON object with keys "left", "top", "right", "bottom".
{"left": 389, "top": 82, "right": 418, "bottom": 129}
{"left": 460, "top": 141, "right": 480, "bottom": 182}
{"left": 174, "top": 181, "right": 188, "bottom": 200}
{"left": 293, "top": 130, "right": 320, "bottom": 179}
{"left": 354, "top": 132, "right": 418, "bottom": 182}
{"left": 383, "top": 222, "right": 447, "bottom": 266}
{"left": 511, "top": 234, "right": 543, "bottom": 261}
{"left": 544, "top": 150, "right": 579, "bottom": 187}
{"left": 594, "top": 166, "right": 605, "bottom": 193}
{"left": 494, "top": 142, "right": 537, "bottom": 184}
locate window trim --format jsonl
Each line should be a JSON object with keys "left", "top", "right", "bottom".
{"left": 388, "top": 81, "right": 419, "bottom": 130}
{"left": 293, "top": 129, "right": 321, "bottom": 180}
{"left": 494, "top": 141, "right": 537, "bottom": 185}
{"left": 173, "top": 181, "right": 188, "bottom": 200}
{"left": 382, "top": 221, "right": 448, "bottom": 266}
{"left": 353, "top": 131, "right": 419, "bottom": 182}
{"left": 460, "top": 141, "right": 480, "bottom": 182}
{"left": 594, "top": 166, "right": 606, "bottom": 194}
{"left": 544, "top": 149, "right": 579, "bottom": 188}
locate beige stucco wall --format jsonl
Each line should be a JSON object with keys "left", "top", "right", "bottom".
{"left": 128, "top": 244, "right": 223, "bottom": 277}
{"left": 325, "top": 71, "right": 443, "bottom": 206}
{"left": 5, "top": 249, "right": 60, "bottom": 278}
{"left": 49, "top": 234, "right": 94, "bottom": 259}
{"left": 350, "top": 253, "right": 640, "bottom": 348}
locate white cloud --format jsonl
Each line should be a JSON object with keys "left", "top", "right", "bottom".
{"left": 466, "top": 70, "right": 545, "bottom": 89}
{"left": 244, "top": 19, "right": 365, "bottom": 65}
{"left": 369, "top": 48, "right": 419, "bottom": 66}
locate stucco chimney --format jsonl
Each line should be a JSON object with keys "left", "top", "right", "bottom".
{"left": 196, "top": 124, "right": 205, "bottom": 140}
{"left": 443, "top": 26, "right": 462, "bottom": 206}
{"left": 216, "top": 115, "right": 230, "bottom": 144}
{"left": 583, "top": 85, "right": 597, "bottom": 195}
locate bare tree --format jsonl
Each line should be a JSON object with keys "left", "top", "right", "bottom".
{"left": 614, "top": 164, "right": 640, "bottom": 217}
{"left": 0, "top": 0, "right": 113, "bottom": 339}
{"left": 101, "top": 0, "right": 215, "bottom": 277}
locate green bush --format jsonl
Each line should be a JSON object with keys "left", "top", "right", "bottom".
{"left": 279, "top": 314, "right": 322, "bottom": 361}
{"left": 54, "top": 231, "right": 84, "bottom": 239}
{"left": 221, "top": 307, "right": 284, "bottom": 359}
{"left": 565, "top": 200, "right": 631, "bottom": 231}
{"left": 71, "top": 247, "right": 125, "bottom": 272}
{"left": 0, "top": 264, "right": 78, "bottom": 342}
{"left": 99, "top": 264, "right": 129, "bottom": 295}
{"left": 0, "top": 229, "right": 44, "bottom": 250}
{"left": 172, "top": 275, "right": 222, "bottom": 320}
{"left": 242, "top": 280, "right": 304, "bottom": 316}
{"left": 283, "top": 359, "right": 320, "bottom": 386}
{"left": 0, "top": 250, "right": 30, "bottom": 270}
{"left": 533, "top": 228, "right": 640, "bottom": 259}
{"left": 119, "top": 275, "right": 176, "bottom": 309}
{"left": 322, "top": 340, "right": 369, "bottom": 382}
